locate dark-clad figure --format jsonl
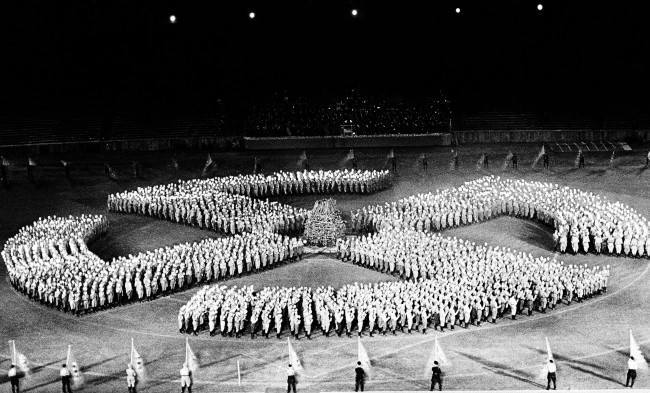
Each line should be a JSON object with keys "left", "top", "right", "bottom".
{"left": 546, "top": 359, "right": 557, "bottom": 390}
{"left": 355, "top": 361, "right": 366, "bottom": 392}
{"left": 286, "top": 364, "right": 297, "bottom": 393}
{"left": 626, "top": 356, "right": 637, "bottom": 388}
{"left": 512, "top": 153, "right": 518, "bottom": 169}
{"left": 60, "top": 364, "right": 73, "bottom": 393}
{"left": 430, "top": 361, "right": 443, "bottom": 391}
{"left": 422, "top": 154, "right": 428, "bottom": 173}
{"left": 8, "top": 364, "right": 20, "bottom": 393}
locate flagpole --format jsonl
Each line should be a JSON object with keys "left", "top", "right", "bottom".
{"left": 185, "top": 337, "right": 189, "bottom": 365}
{"left": 130, "top": 338, "right": 134, "bottom": 365}
{"left": 12, "top": 340, "right": 17, "bottom": 364}
{"left": 237, "top": 360, "right": 241, "bottom": 386}
{"left": 67, "top": 345, "right": 71, "bottom": 367}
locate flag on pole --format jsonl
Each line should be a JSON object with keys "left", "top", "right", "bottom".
{"left": 531, "top": 145, "right": 545, "bottom": 169}
{"left": 630, "top": 330, "right": 648, "bottom": 370}
{"left": 476, "top": 153, "right": 485, "bottom": 170}
{"left": 346, "top": 149, "right": 355, "bottom": 161}
{"left": 424, "top": 337, "right": 450, "bottom": 376}
{"left": 202, "top": 154, "right": 214, "bottom": 176}
{"left": 287, "top": 338, "right": 303, "bottom": 372}
{"left": 9, "top": 340, "right": 31, "bottom": 377}
{"left": 357, "top": 337, "right": 373, "bottom": 380}
{"left": 502, "top": 151, "right": 513, "bottom": 170}
{"left": 574, "top": 149, "right": 582, "bottom": 168}
{"left": 60, "top": 160, "right": 69, "bottom": 167}
{"left": 545, "top": 337, "right": 554, "bottom": 361}
{"left": 28, "top": 157, "right": 37, "bottom": 167}
{"left": 131, "top": 338, "right": 147, "bottom": 382}
{"left": 538, "top": 337, "right": 554, "bottom": 379}
{"left": 185, "top": 337, "right": 200, "bottom": 373}
{"left": 299, "top": 150, "right": 308, "bottom": 161}
{"left": 387, "top": 149, "right": 394, "bottom": 159}
{"left": 237, "top": 360, "right": 242, "bottom": 386}
{"left": 67, "top": 345, "right": 85, "bottom": 387}
{"left": 1, "top": 155, "right": 9, "bottom": 166}
{"left": 609, "top": 150, "right": 616, "bottom": 168}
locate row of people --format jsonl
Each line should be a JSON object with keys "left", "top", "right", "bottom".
{"left": 1, "top": 215, "right": 304, "bottom": 314}
{"left": 179, "top": 229, "right": 607, "bottom": 338}
{"left": 351, "top": 176, "right": 650, "bottom": 258}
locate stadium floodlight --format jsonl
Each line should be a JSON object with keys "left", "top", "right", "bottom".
{"left": 169, "top": 14, "right": 176, "bottom": 23}
{"left": 249, "top": 11, "right": 256, "bottom": 19}
{"left": 351, "top": 9, "right": 358, "bottom": 17}
{"left": 537, "top": 3, "right": 543, "bottom": 11}
{"left": 455, "top": 7, "right": 461, "bottom": 14}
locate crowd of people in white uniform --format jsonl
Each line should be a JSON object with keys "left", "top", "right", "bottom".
{"left": 351, "top": 176, "right": 650, "bottom": 258}
{"left": 1, "top": 215, "right": 304, "bottom": 314}
{"left": 107, "top": 169, "right": 391, "bottom": 235}
{"left": 178, "top": 229, "right": 609, "bottom": 338}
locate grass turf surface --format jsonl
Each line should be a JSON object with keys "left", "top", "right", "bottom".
{"left": 0, "top": 145, "right": 649, "bottom": 392}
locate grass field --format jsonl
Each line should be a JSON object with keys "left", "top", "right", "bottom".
{"left": 1, "top": 144, "right": 649, "bottom": 392}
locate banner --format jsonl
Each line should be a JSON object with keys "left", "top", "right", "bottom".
{"left": 287, "top": 337, "right": 303, "bottom": 372}
{"left": 67, "top": 345, "right": 85, "bottom": 387}
{"left": 630, "top": 330, "right": 648, "bottom": 370}
{"left": 131, "top": 338, "right": 147, "bottom": 382}
{"left": 357, "top": 337, "right": 373, "bottom": 380}
{"left": 531, "top": 145, "right": 545, "bottom": 169}
{"left": 186, "top": 337, "right": 200, "bottom": 373}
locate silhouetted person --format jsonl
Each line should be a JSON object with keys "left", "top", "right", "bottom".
{"left": 626, "top": 356, "right": 637, "bottom": 388}
{"left": 430, "top": 361, "right": 442, "bottom": 391}
{"left": 304, "top": 159, "right": 310, "bottom": 172}
{"left": 352, "top": 157, "right": 358, "bottom": 170}
{"left": 355, "top": 361, "right": 366, "bottom": 392}
{"left": 391, "top": 157, "right": 397, "bottom": 172}
{"left": 483, "top": 154, "right": 489, "bottom": 169}
{"left": 546, "top": 359, "right": 557, "bottom": 390}
{"left": 1, "top": 163, "right": 7, "bottom": 188}
{"left": 645, "top": 151, "right": 649, "bottom": 168}
{"left": 286, "top": 364, "right": 297, "bottom": 393}
{"left": 60, "top": 364, "right": 73, "bottom": 393}
{"left": 8, "top": 364, "right": 20, "bottom": 393}
{"left": 422, "top": 155, "right": 428, "bottom": 173}
{"left": 543, "top": 153, "right": 549, "bottom": 170}
{"left": 512, "top": 153, "right": 518, "bottom": 169}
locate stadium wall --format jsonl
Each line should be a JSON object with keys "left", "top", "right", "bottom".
{"left": 242, "top": 134, "right": 453, "bottom": 150}
{"left": 454, "top": 129, "right": 650, "bottom": 144}
{"left": 0, "top": 136, "right": 239, "bottom": 155}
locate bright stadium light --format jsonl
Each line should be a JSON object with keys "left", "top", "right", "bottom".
{"left": 351, "top": 8, "right": 358, "bottom": 17}
{"left": 455, "top": 7, "right": 461, "bottom": 14}
{"left": 249, "top": 11, "right": 256, "bottom": 19}
{"left": 537, "top": 3, "right": 543, "bottom": 11}
{"left": 169, "top": 14, "right": 176, "bottom": 23}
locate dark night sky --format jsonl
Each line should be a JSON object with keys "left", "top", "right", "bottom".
{"left": 3, "top": 0, "right": 650, "bottom": 116}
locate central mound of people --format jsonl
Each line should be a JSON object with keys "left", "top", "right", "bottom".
{"left": 179, "top": 229, "right": 609, "bottom": 338}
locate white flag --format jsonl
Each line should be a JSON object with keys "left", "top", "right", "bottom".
{"left": 28, "top": 157, "right": 37, "bottom": 167}
{"left": 387, "top": 149, "right": 394, "bottom": 159}
{"left": 67, "top": 345, "right": 85, "bottom": 387}
{"left": 545, "top": 337, "right": 554, "bottom": 361}
{"left": 347, "top": 149, "right": 355, "bottom": 161}
{"left": 131, "top": 338, "right": 147, "bottom": 382}
{"left": 531, "top": 145, "right": 545, "bottom": 169}
{"left": 502, "top": 151, "right": 513, "bottom": 170}
{"left": 630, "top": 330, "right": 648, "bottom": 370}
{"left": 424, "top": 337, "right": 450, "bottom": 376}
{"left": 476, "top": 153, "right": 485, "bottom": 170}
{"left": 9, "top": 341, "right": 30, "bottom": 377}
{"left": 287, "top": 338, "right": 303, "bottom": 372}
{"left": 202, "top": 154, "right": 214, "bottom": 175}
{"left": 357, "top": 337, "right": 373, "bottom": 380}
{"left": 186, "top": 338, "right": 200, "bottom": 373}
{"left": 299, "top": 150, "right": 308, "bottom": 161}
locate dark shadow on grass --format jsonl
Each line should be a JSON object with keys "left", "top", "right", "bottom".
{"left": 455, "top": 350, "right": 546, "bottom": 389}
